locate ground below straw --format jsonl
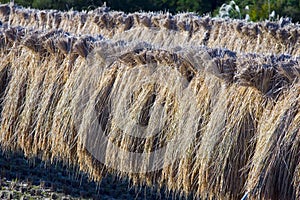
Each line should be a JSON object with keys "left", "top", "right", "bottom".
{"left": 0, "top": 151, "right": 177, "bottom": 200}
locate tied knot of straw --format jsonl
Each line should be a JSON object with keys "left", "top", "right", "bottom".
{"left": 39, "top": 11, "right": 47, "bottom": 23}
{"left": 53, "top": 12, "right": 62, "bottom": 27}
{"left": 177, "top": 20, "right": 188, "bottom": 31}
{"left": 73, "top": 37, "right": 93, "bottom": 58}
{"left": 139, "top": 15, "right": 151, "bottom": 28}
{"left": 162, "top": 16, "right": 176, "bottom": 30}
{"left": 4, "top": 27, "right": 24, "bottom": 43}
{"left": 23, "top": 33, "right": 43, "bottom": 53}
{"left": 56, "top": 37, "right": 71, "bottom": 55}
{"left": 0, "top": 4, "right": 10, "bottom": 19}
{"left": 265, "top": 21, "right": 279, "bottom": 36}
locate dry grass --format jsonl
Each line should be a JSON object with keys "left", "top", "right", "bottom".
{"left": 0, "top": 4, "right": 299, "bottom": 200}
{"left": 0, "top": 4, "right": 299, "bottom": 55}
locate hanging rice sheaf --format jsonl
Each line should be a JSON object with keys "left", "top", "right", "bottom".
{"left": 0, "top": 4, "right": 300, "bottom": 55}
{"left": 0, "top": 3, "right": 299, "bottom": 200}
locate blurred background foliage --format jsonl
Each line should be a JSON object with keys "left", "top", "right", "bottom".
{"left": 2, "top": 0, "right": 300, "bottom": 22}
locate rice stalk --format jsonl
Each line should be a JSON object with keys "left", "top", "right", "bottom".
{"left": 0, "top": 23, "right": 298, "bottom": 200}
{"left": 1, "top": 4, "right": 300, "bottom": 55}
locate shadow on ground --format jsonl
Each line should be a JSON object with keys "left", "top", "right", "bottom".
{"left": 0, "top": 150, "right": 179, "bottom": 200}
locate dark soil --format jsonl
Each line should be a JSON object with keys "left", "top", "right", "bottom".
{"left": 0, "top": 150, "right": 178, "bottom": 200}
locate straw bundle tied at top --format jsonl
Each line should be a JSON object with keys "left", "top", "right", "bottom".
{"left": 0, "top": 4, "right": 300, "bottom": 55}
{"left": 0, "top": 4, "right": 299, "bottom": 200}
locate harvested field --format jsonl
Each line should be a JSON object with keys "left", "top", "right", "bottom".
{"left": 0, "top": 3, "right": 299, "bottom": 200}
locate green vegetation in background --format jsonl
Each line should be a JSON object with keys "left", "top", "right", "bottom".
{"left": 94, "top": 0, "right": 224, "bottom": 14}
{"left": 1, "top": 0, "right": 300, "bottom": 22}
{"left": 232, "top": 0, "right": 300, "bottom": 22}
